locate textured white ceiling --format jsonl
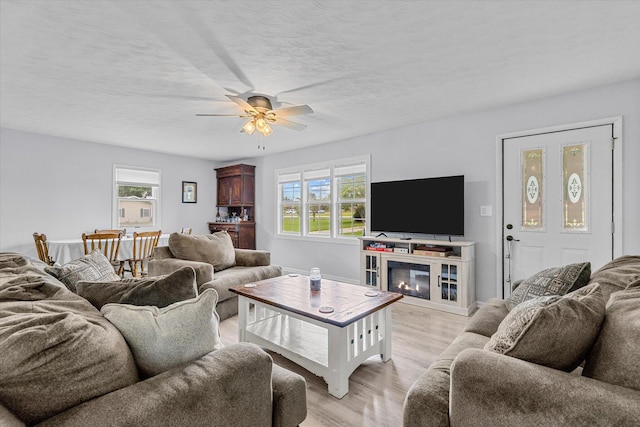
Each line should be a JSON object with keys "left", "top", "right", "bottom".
{"left": 1, "top": 1, "right": 639, "bottom": 161}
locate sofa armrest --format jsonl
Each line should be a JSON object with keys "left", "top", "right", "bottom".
{"left": 235, "top": 249, "right": 271, "bottom": 267}
{"left": 450, "top": 348, "right": 640, "bottom": 427}
{"left": 271, "top": 364, "right": 307, "bottom": 427}
{"left": 148, "top": 258, "right": 214, "bottom": 286}
{"left": 37, "top": 343, "right": 274, "bottom": 427}
{"left": 152, "top": 246, "right": 174, "bottom": 259}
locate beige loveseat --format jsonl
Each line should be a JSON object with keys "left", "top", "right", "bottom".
{"left": 148, "top": 231, "right": 282, "bottom": 321}
{"left": 403, "top": 256, "right": 640, "bottom": 426}
{"left": 0, "top": 252, "right": 306, "bottom": 426}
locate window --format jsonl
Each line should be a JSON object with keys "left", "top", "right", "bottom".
{"left": 276, "top": 156, "right": 369, "bottom": 240}
{"left": 113, "top": 166, "right": 161, "bottom": 229}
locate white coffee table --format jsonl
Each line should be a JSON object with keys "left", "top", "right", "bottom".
{"left": 230, "top": 275, "right": 403, "bottom": 398}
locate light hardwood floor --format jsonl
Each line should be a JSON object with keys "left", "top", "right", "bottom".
{"left": 219, "top": 301, "right": 469, "bottom": 427}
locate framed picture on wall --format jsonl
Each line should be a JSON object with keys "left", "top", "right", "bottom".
{"left": 182, "top": 181, "right": 197, "bottom": 203}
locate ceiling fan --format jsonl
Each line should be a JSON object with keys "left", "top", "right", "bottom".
{"left": 196, "top": 95, "right": 313, "bottom": 136}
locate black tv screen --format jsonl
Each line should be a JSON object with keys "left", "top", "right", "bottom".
{"left": 370, "top": 175, "right": 464, "bottom": 236}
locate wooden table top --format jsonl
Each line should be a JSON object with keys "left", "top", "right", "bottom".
{"left": 230, "top": 275, "right": 403, "bottom": 327}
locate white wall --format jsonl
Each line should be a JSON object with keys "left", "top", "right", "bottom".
{"left": 252, "top": 78, "right": 640, "bottom": 302}
{"left": 0, "top": 128, "right": 219, "bottom": 255}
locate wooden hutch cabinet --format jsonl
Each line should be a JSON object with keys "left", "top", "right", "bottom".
{"left": 208, "top": 164, "right": 256, "bottom": 249}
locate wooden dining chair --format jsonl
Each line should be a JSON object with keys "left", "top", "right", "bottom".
{"left": 82, "top": 232, "right": 123, "bottom": 273}
{"left": 33, "top": 232, "right": 55, "bottom": 265}
{"left": 179, "top": 227, "right": 192, "bottom": 235}
{"left": 122, "top": 230, "right": 162, "bottom": 278}
{"left": 94, "top": 229, "right": 125, "bottom": 237}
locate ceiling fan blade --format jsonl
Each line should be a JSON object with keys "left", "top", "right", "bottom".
{"left": 272, "top": 117, "right": 308, "bottom": 132}
{"left": 270, "top": 104, "right": 314, "bottom": 117}
{"left": 226, "top": 95, "right": 257, "bottom": 114}
{"left": 195, "top": 114, "right": 251, "bottom": 117}
{"left": 178, "top": 8, "right": 253, "bottom": 90}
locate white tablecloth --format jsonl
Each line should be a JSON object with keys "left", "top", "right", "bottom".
{"left": 48, "top": 234, "right": 170, "bottom": 265}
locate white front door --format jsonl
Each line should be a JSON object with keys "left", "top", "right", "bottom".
{"left": 502, "top": 124, "right": 615, "bottom": 296}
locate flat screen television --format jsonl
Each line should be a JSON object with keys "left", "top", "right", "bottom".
{"left": 370, "top": 175, "right": 464, "bottom": 236}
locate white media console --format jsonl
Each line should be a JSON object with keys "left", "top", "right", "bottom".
{"left": 358, "top": 236, "right": 476, "bottom": 316}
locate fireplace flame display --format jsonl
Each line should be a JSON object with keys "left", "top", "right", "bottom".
{"left": 388, "top": 261, "right": 430, "bottom": 300}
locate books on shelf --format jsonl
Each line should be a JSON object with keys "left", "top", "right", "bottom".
{"left": 366, "top": 246, "right": 394, "bottom": 252}
{"left": 413, "top": 245, "right": 453, "bottom": 257}
{"left": 366, "top": 242, "right": 395, "bottom": 252}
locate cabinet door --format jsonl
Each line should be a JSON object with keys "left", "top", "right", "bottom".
{"left": 360, "top": 252, "right": 381, "bottom": 288}
{"left": 437, "top": 262, "right": 461, "bottom": 306}
{"left": 242, "top": 175, "right": 255, "bottom": 205}
{"left": 217, "top": 177, "right": 232, "bottom": 205}
{"left": 229, "top": 176, "right": 243, "bottom": 205}
{"left": 238, "top": 224, "right": 256, "bottom": 249}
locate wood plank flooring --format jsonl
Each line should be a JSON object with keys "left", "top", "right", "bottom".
{"left": 219, "top": 301, "right": 469, "bottom": 427}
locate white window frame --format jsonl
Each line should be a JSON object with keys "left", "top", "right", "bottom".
{"left": 112, "top": 165, "right": 161, "bottom": 230}
{"left": 275, "top": 155, "right": 370, "bottom": 242}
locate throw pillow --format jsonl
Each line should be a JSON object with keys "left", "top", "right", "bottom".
{"left": 76, "top": 266, "right": 197, "bottom": 310}
{"left": 484, "top": 283, "right": 605, "bottom": 371}
{"left": 506, "top": 261, "right": 591, "bottom": 310}
{"left": 168, "top": 231, "right": 235, "bottom": 272}
{"left": 582, "top": 278, "right": 640, "bottom": 390}
{"left": 45, "top": 250, "right": 120, "bottom": 293}
{"left": 101, "top": 288, "right": 223, "bottom": 377}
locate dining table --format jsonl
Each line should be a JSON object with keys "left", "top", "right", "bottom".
{"left": 48, "top": 233, "right": 170, "bottom": 265}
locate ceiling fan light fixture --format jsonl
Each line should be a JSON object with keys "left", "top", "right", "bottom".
{"left": 242, "top": 120, "right": 256, "bottom": 135}
{"left": 255, "top": 116, "right": 267, "bottom": 131}
{"left": 261, "top": 123, "right": 273, "bottom": 136}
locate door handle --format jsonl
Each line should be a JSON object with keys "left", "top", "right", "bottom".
{"left": 506, "top": 235, "right": 520, "bottom": 242}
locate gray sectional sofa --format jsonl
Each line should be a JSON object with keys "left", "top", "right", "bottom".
{"left": 403, "top": 255, "right": 640, "bottom": 426}
{"left": 148, "top": 231, "right": 282, "bottom": 321}
{"left": 0, "top": 252, "right": 306, "bottom": 426}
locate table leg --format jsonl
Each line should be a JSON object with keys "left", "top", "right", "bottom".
{"left": 327, "top": 325, "right": 349, "bottom": 399}
{"left": 381, "top": 307, "right": 392, "bottom": 362}
{"left": 237, "top": 296, "right": 247, "bottom": 343}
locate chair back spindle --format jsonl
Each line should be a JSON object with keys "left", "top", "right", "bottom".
{"left": 127, "top": 230, "right": 162, "bottom": 277}
{"left": 33, "top": 232, "right": 55, "bottom": 265}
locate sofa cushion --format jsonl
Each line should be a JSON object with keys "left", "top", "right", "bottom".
{"left": 463, "top": 298, "right": 510, "bottom": 337}
{"left": 485, "top": 283, "right": 605, "bottom": 371}
{"left": 583, "top": 278, "right": 640, "bottom": 390}
{"left": 506, "top": 261, "right": 591, "bottom": 310}
{"left": 587, "top": 255, "right": 640, "bottom": 301}
{"left": 45, "top": 250, "right": 120, "bottom": 293}
{"left": 76, "top": 266, "right": 197, "bottom": 310}
{"left": 0, "top": 257, "right": 138, "bottom": 425}
{"left": 169, "top": 232, "right": 236, "bottom": 272}
{"left": 102, "top": 288, "right": 223, "bottom": 377}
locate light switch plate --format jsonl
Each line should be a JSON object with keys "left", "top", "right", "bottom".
{"left": 480, "top": 205, "right": 492, "bottom": 217}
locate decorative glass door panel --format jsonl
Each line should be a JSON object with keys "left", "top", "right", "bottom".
{"left": 362, "top": 252, "right": 379, "bottom": 287}
{"left": 562, "top": 142, "right": 589, "bottom": 232}
{"left": 521, "top": 148, "right": 544, "bottom": 231}
{"left": 439, "top": 263, "right": 459, "bottom": 303}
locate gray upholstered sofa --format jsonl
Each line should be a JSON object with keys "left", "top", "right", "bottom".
{"left": 148, "top": 231, "right": 282, "bottom": 321}
{"left": 0, "top": 252, "right": 306, "bottom": 426}
{"left": 403, "top": 255, "right": 640, "bottom": 426}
